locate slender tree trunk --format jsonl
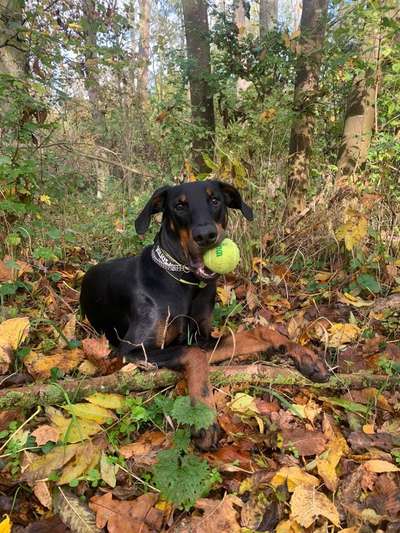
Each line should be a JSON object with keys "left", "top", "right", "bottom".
{"left": 0, "top": 0, "right": 26, "bottom": 77}
{"left": 234, "top": 0, "right": 252, "bottom": 94}
{"left": 137, "top": 0, "right": 150, "bottom": 107}
{"left": 259, "top": 0, "right": 278, "bottom": 37}
{"left": 182, "top": 0, "right": 215, "bottom": 172}
{"left": 82, "top": 0, "right": 109, "bottom": 200}
{"left": 286, "top": 0, "right": 328, "bottom": 215}
{"left": 336, "top": 29, "right": 381, "bottom": 177}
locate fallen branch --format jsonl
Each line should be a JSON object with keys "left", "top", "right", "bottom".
{"left": 0, "top": 363, "right": 397, "bottom": 410}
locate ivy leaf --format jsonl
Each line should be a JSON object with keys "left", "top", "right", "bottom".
{"left": 171, "top": 396, "right": 216, "bottom": 431}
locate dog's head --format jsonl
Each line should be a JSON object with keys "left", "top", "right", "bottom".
{"left": 135, "top": 180, "right": 253, "bottom": 279}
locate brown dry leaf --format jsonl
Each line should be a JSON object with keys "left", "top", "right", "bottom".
{"left": 246, "top": 285, "right": 258, "bottom": 311}
{"left": 119, "top": 430, "right": 166, "bottom": 466}
{"left": 58, "top": 314, "right": 76, "bottom": 348}
{"left": 204, "top": 445, "right": 253, "bottom": 472}
{"left": 281, "top": 428, "right": 327, "bottom": 456}
{"left": 271, "top": 466, "right": 319, "bottom": 492}
{"left": 57, "top": 442, "right": 101, "bottom": 485}
{"left": 47, "top": 406, "right": 102, "bottom": 443}
{"left": 31, "top": 424, "right": 60, "bottom": 445}
{"left": 339, "top": 528, "right": 361, "bottom": 533}
{"left": 290, "top": 486, "right": 340, "bottom": 528}
{"left": 33, "top": 480, "right": 52, "bottom": 509}
{"left": 24, "top": 348, "right": 83, "bottom": 379}
{"left": 327, "top": 323, "right": 360, "bottom": 348}
{"left": 190, "top": 495, "right": 242, "bottom": 533}
{"left": 82, "top": 336, "right": 111, "bottom": 361}
{"left": 0, "top": 259, "right": 13, "bottom": 281}
{"left": 22, "top": 443, "right": 81, "bottom": 484}
{"left": 363, "top": 459, "right": 400, "bottom": 473}
{"left": 62, "top": 402, "right": 116, "bottom": 424}
{"left": 100, "top": 452, "right": 118, "bottom": 488}
{"left": 217, "top": 285, "right": 232, "bottom": 306}
{"left": 89, "top": 492, "right": 162, "bottom": 533}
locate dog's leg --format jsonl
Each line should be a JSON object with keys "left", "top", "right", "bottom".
{"left": 180, "top": 347, "right": 220, "bottom": 451}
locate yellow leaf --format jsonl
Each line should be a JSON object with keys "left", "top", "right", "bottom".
{"left": 336, "top": 209, "right": 368, "bottom": 251}
{"left": 57, "top": 443, "right": 100, "bottom": 485}
{"left": 0, "top": 515, "right": 11, "bottom": 533}
{"left": 86, "top": 393, "right": 125, "bottom": 410}
{"left": 47, "top": 406, "right": 102, "bottom": 443}
{"left": 216, "top": 286, "right": 231, "bottom": 306}
{"left": 63, "top": 403, "right": 116, "bottom": 424}
{"left": 100, "top": 452, "right": 118, "bottom": 488}
{"left": 228, "top": 393, "right": 259, "bottom": 416}
{"left": 337, "top": 292, "right": 374, "bottom": 308}
{"left": 314, "top": 271, "right": 332, "bottom": 282}
{"left": 364, "top": 459, "right": 400, "bottom": 473}
{"left": 290, "top": 486, "right": 340, "bottom": 528}
{"left": 276, "top": 520, "right": 305, "bottom": 533}
{"left": 327, "top": 323, "right": 360, "bottom": 348}
{"left": 0, "top": 317, "right": 29, "bottom": 350}
{"left": 271, "top": 466, "right": 319, "bottom": 493}
{"left": 22, "top": 443, "right": 80, "bottom": 484}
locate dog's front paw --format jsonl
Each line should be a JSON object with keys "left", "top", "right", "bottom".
{"left": 193, "top": 422, "right": 221, "bottom": 451}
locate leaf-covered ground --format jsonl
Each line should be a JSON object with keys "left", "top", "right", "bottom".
{"left": 0, "top": 247, "right": 400, "bottom": 533}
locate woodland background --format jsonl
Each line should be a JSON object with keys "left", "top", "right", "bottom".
{"left": 1, "top": 0, "right": 400, "bottom": 532}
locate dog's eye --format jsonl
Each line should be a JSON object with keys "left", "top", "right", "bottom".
{"left": 175, "top": 202, "right": 186, "bottom": 211}
{"left": 210, "top": 197, "right": 220, "bottom": 206}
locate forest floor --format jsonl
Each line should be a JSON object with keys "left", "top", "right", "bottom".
{"left": 0, "top": 238, "right": 400, "bottom": 533}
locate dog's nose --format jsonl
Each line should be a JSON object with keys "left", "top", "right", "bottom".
{"left": 192, "top": 225, "right": 217, "bottom": 247}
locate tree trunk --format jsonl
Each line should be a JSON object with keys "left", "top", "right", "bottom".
{"left": 82, "top": 0, "right": 109, "bottom": 200}
{"left": 234, "top": 0, "right": 252, "bottom": 94}
{"left": 182, "top": 0, "right": 215, "bottom": 172}
{"left": 137, "top": 0, "right": 151, "bottom": 107}
{"left": 336, "top": 28, "right": 381, "bottom": 178}
{"left": 259, "top": 0, "right": 278, "bottom": 37}
{"left": 286, "top": 0, "right": 328, "bottom": 215}
{"left": 0, "top": 0, "right": 26, "bottom": 77}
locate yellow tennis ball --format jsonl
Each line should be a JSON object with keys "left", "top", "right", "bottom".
{"left": 203, "top": 238, "right": 240, "bottom": 274}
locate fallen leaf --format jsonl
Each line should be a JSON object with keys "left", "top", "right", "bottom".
{"left": 22, "top": 443, "right": 80, "bottom": 484}
{"left": 82, "top": 336, "right": 111, "bottom": 361}
{"left": 47, "top": 406, "right": 102, "bottom": 443}
{"left": 24, "top": 348, "right": 83, "bottom": 379}
{"left": 191, "top": 495, "right": 242, "bottom": 533}
{"left": 78, "top": 360, "right": 98, "bottom": 375}
{"left": 336, "top": 209, "right": 368, "bottom": 251}
{"left": 0, "top": 317, "right": 30, "bottom": 350}
{"left": 337, "top": 292, "right": 374, "bottom": 308}
{"left": 86, "top": 393, "right": 125, "bottom": 410}
{"left": 62, "top": 403, "right": 115, "bottom": 424}
{"left": 271, "top": 466, "right": 319, "bottom": 492}
{"left": 100, "top": 452, "right": 118, "bottom": 488}
{"left": 281, "top": 428, "right": 327, "bottom": 456}
{"left": 89, "top": 492, "right": 163, "bottom": 533}
{"left": 31, "top": 424, "right": 60, "bottom": 445}
{"left": 58, "top": 314, "right": 76, "bottom": 348}
{"left": 317, "top": 415, "right": 349, "bottom": 491}
{"left": 363, "top": 459, "right": 399, "bottom": 473}
{"left": 0, "top": 515, "right": 11, "bottom": 533}
{"left": 328, "top": 323, "right": 360, "bottom": 348}
{"left": 290, "top": 486, "right": 340, "bottom": 528}
{"left": 33, "top": 480, "right": 52, "bottom": 509}
{"left": 0, "top": 260, "right": 13, "bottom": 282}
{"left": 276, "top": 520, "right": 305, "bottom": 533}
{"left": 119, "top": 430, "right": 166, "bottom": 466}
{"left": 57, "top": 442, "right": 101, "bottom": 485}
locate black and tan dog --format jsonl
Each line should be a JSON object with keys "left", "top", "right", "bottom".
{"left": 80, "top": 180, "right": 328, "bottom": 449}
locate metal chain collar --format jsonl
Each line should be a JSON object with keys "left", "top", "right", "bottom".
{"left": 151, "top": 244, "right": 191, "bottom": 273}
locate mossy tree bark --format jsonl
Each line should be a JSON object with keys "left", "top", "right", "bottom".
{"left": 286, "top": 0, "right": 328, "bottom": 215}
{"left": 182, "top": 0, "right": 215, "bottom": 172}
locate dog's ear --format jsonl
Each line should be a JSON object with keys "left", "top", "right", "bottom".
{"left": 135, "top": 186, "right": 170, "bottom": 234}
{"left": 217, "top": 181, "right": 253, "bottom": 221}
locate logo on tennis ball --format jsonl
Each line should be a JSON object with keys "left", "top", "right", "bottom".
{"left": 203, "top": 238, "right": 240, "bottom": 274}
